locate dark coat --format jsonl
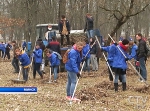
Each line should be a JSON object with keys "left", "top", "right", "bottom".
{"left": 58, "top": 20, "right": 70, "bottom": 33}
{"left": 136, "top": 39, "right": 147, "bottom": 60}
{"left": 90, "top": 43, "right": 98, "bottom": 55}
{"left": 84, "top": 17, "right": 94, "bottom": 31}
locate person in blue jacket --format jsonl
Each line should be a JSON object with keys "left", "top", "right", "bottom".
{"left": 4, "top": 42, "right": 12, "bottom": 60}
{"left": 65, "top": 41, "right": 84, "bottom": 101}
{"left": 102, "top": 42, "right": 123, "bottom": 82}
{"left": 46, "top": 50, "right": 60, "bottom": 82}
{"left": 33, "top": 44, "right": 43, "bottom": 79}
{"left": 22, "top": 41, "right": 27, "bottom": 51}
{"left": 15, "top": 48, "right": 31, "bottom": 81}
{"left": 101, "top": 42, "right": 116, "bottom": 81}
{"left": 129, "top": 41, "right": 138, "bottom": 71}
{"left": 82, "top": 39, "right": 90, "bottom": 74}
{"left": 129, "top": 41, "right": 137, "bottom": 59}
{"left": 0, "top": 42, "right": 5, "bottom": 58}
{"left": 110, "top": 39, "right": 130, "bottom": 92}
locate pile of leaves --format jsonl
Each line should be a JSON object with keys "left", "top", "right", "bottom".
{"left": 77, "top": 81, "right": 114, "bottom": 101}
{"left": 134, "top": 86, "right": 150, "bottom": 93}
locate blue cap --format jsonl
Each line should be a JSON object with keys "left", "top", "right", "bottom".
{"left": 119, "top": 37, "right": 123, "bottom": 41}
{"left": 128, "top": 37, "right": 133, "bottom": 41}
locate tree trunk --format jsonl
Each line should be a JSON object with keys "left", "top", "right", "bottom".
{"left": 58, "top": 0, "right": 66, "bottom": 20}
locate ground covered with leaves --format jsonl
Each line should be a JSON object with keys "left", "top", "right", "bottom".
{"left": 0, "top": 58, "right": 150, "bottom": 111}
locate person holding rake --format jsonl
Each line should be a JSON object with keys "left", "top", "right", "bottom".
{"left": 46, "top": 50, "right": 61, "bottom": 82}
{"left": 15, "top": 48, "right": 31, "bottom": 81}
{"left": 110, "top": 39, "right": 130, "bottom": 92}
{"left": 65, "top": 41, "right": 84, "bottom": 101}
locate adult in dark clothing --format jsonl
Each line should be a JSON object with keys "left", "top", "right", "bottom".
{"left": 46, "top": 36, "right": 61, "bottom": 54}
{"left": 89, "top": 38, "right": 98, "bottom": 71}
{"left": 58, "top": 15, "right": 70, "bottom": 46}
{"left": 84, "top": 13, "right": 94, "bottom": 41}
{"left": 136, "top": 33, "right": 147, "bottom": 81}
{"left": 11, "top": 41, "right": 19, "bottom": 73}
{"left": 4, "top": 42, "right": 12, "bottom": 60}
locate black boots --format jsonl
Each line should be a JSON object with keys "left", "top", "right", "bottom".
{"left": 114, "top": 83, "right": 126, "bottom": 92}
{"left": 122, "top": 82, "right": 126, "bottom": 91}
{"left": 114, "top": 83, "right": 118, "bottom": 92}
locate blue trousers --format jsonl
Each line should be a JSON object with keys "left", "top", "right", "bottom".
{"left": 114, "top": 74, "right": 126, "bottom": 83}
{"left": 66, "top": 71, "right": 77, "bottom": 97}
{"left": 83, "top": 58, "right": 90, "bottom": 72}
{"left": 52, "top": 66, "right": 59, "bottom": 80}
{"left": 87, "top": 30, "right": 94, "bottom": 41}
{"left": 139, "top": 57, "right": 147, "bottom": 80}
{"left": 22, "top": 67, "right": 29, "bottom": 81}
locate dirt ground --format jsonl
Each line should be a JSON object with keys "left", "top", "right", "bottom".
{"left": 0, "top": 58, "right": 150, "bottom": 111}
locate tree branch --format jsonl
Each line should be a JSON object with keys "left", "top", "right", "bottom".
{"left": 113, "top": 13, "right": 120, "bottom": 21}
{"left": 129, "top": 3, "right": 150, "bottom": 17}
{"left": 99, "top": 6, "right": 124, "bottom": 17}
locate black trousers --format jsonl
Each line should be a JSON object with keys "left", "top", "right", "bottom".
{"left": 33, "top": 63, "right": 43, "bottom": 78}
{"left": 4, "top": 50, "right": 10, "bottom": 59}
{"left": 61, "top": 34, "right": 70, "bottom": 45}
{"left": 12, "top": 57, "right": 19, "bottom": 72}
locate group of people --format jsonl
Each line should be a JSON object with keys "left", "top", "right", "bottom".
{"left": 101, "top": 33, "right": 148, "bottom": 92}
{"left": 0, "top": 41, "right": 12, "bottom": 60}
{"left": 45, "top": 13, "right": 94, "bottom": 46}
{"left": 0, "top": 13, "right": 148, "bottom": 102}
{"left": 9, "top": 37, "right": 61, "bottom": 82}
{"left": 65, "top": 33, "right": 148, "bottom": 102}
{"left": 45, "top": 15, "right": 71, "bottom": 46}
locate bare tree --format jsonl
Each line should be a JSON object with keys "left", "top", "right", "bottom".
{"left": 2, "top": 0, "right": 150, "bottom": 44}
{"left": 98, "top": 0, "right": 150, "bottom": 40}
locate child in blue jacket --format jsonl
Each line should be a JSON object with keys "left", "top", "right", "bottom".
{"left": 33, "top": 44, "right": 43, "bottom": 79}
{"left": 82, "top": 39, "right": 90, "bottom": 74}
{"left": 110, "top": 39, "right": 130, "bottom": 92}
{"left": 46, "top": 50, "right": 61, "bottom": 82}
{"left": 15, "top": 48, "right": 31, "bottom": 81}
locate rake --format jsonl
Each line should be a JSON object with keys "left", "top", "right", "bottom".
{"left": 11, "top": 65, "right": 26, "bottom": 83}
{"left": 45, "top": 66, "right": 52, "bottom": 84}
